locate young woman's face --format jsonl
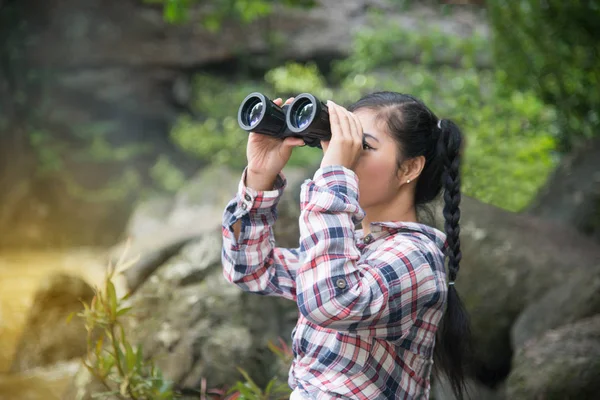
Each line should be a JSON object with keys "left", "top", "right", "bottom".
{"left": 352, "top": 108, "right": 402, "bottom": 210}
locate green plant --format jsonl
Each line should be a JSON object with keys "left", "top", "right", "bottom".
{"left": 145, "top": 0, "right": 316, "bottom": 30}
{"left": 225, "top": 338, "right": 294, "bottom": 400}
{"left": 71, "top": 242, "right": 297, "bottom": 400}
{"left": 73, "top": 245, "right": 178, "bottom": 399}
{"left": 487, "top": 0, "right": 600, "bottom": 152}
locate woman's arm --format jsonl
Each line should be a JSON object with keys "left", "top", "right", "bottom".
{"left": 222, "top": 166, "right": 301, "bottom": 301}
{"left": 295, "top": 165, "right": 444, "bottom": 340}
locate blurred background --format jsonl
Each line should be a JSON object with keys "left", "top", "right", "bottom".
{"left": 0, "top": 0, "right": 599, "bottom": 399}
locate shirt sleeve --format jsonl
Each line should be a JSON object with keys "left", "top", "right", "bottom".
{"left": 221, "top": 166, "right": 301, "bottom": 301}
{"left": 295, "top": 165, "right": 443, "bottom": 340}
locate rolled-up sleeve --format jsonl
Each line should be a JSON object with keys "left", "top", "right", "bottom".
{"left": 296, "top": 165, "right": 442, "bottom": 340}
{"left": 221, "top": 166, "right": 301, "bottom": 301}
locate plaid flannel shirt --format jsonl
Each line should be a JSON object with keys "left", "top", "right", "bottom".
{"left": 222, "top": 165, "right": 449, "bottom": 400}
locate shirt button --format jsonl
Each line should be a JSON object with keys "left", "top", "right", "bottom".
{"left": 244, "top": 194, "right": 252, "bottom": 201}
{"left": 364, "top": 234, "right": 373, "bottom": 244}
{"left": 336, "top": 278, "right": 347, "bottom": 289}
{"left": 241, "top": 203, "right": 247, "bottom": 210}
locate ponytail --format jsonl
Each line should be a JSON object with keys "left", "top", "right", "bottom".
{"left": 433, "top": 119, "right": 472, "bottom": 399}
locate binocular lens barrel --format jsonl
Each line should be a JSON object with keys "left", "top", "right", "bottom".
{"left": 248, "top": 101, "right": 264, "bottom": 126}
{"left": 237, "top": 92, "right": 287, "bottom": 137}
{"left": 237, "top": 92, "right": 332, "bottom": 148}
{"left": 291, "top": 100, "right": 314, "bottom": 130}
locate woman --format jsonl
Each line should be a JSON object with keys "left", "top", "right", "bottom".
{"left": 221, "top": 91, "right": 471, "bottom": 399}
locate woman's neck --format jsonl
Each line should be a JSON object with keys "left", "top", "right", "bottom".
{"left": 361, "top": 193, "right": 417, "bottom": 234}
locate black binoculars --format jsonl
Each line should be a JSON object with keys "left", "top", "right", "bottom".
{"left": 237, "top": 92, "right": 331, "bottom": 148}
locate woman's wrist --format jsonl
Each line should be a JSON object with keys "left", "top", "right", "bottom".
{"left": 246, "top": 169, "right": 278, "bottom": 191}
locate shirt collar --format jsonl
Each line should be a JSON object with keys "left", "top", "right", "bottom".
{"left": 357, "top": 220, "right": 449, "bottom": 255}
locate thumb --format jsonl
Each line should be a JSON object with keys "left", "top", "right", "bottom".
{"left": 320, "top": 140, "right": 329, "bottom": 152}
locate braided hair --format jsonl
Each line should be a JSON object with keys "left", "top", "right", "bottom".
{"left": 348, "top": 92, "right": 471, "bottom": 399}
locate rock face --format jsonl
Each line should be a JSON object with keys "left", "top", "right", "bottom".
{"left": 506, "top": 315, "right": 600, "bottom": 399}
{"left": 9, "top": 273, "right": 94, "bottom": 372}
{"left": 511, "top": 268, "right": 600, "bottom": 350}
{"left": 427, "top": 196, "right": 600, "bottom": 386}
{"left": 125, "top": 232, "right": 295, "bottom": 389}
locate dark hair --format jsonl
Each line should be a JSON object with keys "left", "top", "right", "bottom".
{"left": 348, "top": 91, "right": 472, "bottom": 399}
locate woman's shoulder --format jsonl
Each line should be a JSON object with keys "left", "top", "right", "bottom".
{"left": 371, "top": 229, "right": 446, "bottom": 277}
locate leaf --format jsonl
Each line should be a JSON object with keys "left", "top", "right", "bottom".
{"left": 106, "top": 280, "right": 118, "bottom": 317}
{"left": 236, "top": 367, "right": 262, "bottom": 395}
{"left": 136, "top": 343, "right": 144, "bottom": 368}
{"left": 95, "top": 337, "right": 104, "bottom": 356}
{"left": 125, "top": 341, "right": 136, "bottom": 372}
{"left": 264, "top": 378, "right": 275, "bottom": 395}
{"left": 66, "top": 311, "right": 76, "bottom": 324}
{"left": 116, "top": 306, "right": 133, "bottom": 317}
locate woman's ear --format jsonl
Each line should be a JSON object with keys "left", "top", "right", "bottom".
{"left": 397, "top": 156, "right": 426, "bottom": 183}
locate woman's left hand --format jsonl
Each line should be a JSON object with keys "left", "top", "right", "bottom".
{"left": 320, "top": 100, "right": 363, "bottom": 171}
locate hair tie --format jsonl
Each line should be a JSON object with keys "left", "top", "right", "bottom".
{"left": 448, "top": 281, "right": 455, "bottom": 286}
{"left": 437, "top": 119, "right": 443, "bottom": 129}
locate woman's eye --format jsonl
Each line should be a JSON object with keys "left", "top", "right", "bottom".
{"left": 362, "top": 142, "right": 374, "bottom": 150}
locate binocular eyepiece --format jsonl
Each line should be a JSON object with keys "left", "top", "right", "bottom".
{"left": 237, "top": 92, "right": 332, "bottom": 148}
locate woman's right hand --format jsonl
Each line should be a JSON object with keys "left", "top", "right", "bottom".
{"left": 246, "top": 97, "right": 305, "bottom": 191}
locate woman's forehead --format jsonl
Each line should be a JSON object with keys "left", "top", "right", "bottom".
{"left": 354, "top": 109, "right": 391, "bottom": 140}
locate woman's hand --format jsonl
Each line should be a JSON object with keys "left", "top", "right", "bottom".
{"left": 320, "top": 100, "right": 363, "bottom": 171}
{"left": 246, "top": 97, "right": 305, "bottom": 191}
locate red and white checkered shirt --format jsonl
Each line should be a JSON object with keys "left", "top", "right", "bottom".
{"left": 222, "top": 165, "right": 449, "bottom": 399}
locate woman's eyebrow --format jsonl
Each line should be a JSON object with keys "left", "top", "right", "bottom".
{"left": 363, "top": 133, "right": 380, "bottom": 143}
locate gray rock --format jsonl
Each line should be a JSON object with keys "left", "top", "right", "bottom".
{"left": 427, "top": 196, "right": 600, "bottom": 385}
{"left": 126, "top": 231, "right": 293, "bottom": 389}
{"left": 63, "top": 231, "right": 298, "bottom": 399}
{"left": 10, "top": 273, "right": 94, "bottom": 372}
{"left": 506, "top": 315, "right": 600, "bottom": 399}
{"left": 432, "top": 375, "right": 505, "bottom": 400}
{"left": 512, "top": 269, "right": 600, "bottom": 349}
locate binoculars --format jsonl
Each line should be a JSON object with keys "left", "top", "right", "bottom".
{"left": 237, "top": 92, "right": 331, "bottom": 148}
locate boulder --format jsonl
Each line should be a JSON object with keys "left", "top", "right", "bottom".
{"left": 506, "top": 315, "right": 600, "bottom": 399}
{"left": 9, "top": 273, "right": 94, "bottom": 372}
{"left": 511, "top": 268, "right": 600, "bottom": 349}
{"left": 112, "top": 164, "right": 309, "bottom": 292}
{"left": 432, "top": 376, "right": 505, "bottom": 400}
{"left": 428, "top": 196, "right": 600, "bottom": 385}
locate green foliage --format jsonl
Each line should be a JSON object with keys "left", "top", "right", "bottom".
{"left": 145, "top": 0, "right": 315, "bottom": 31}
{"left": 74, "top": 248, "right": 178, "bottom": 399}
{"left": 173, "top": 17, "right": 557, "bottom": 211}
{"left": 487, "top": 0, "right": 600, "bottom": 151}
{"left": 334, "top": 13, "right": 490, "bottom": 76}
{"left": 150, "top": 155, "right": 187, "bottom": 193}
{"left": 227, "top": 369, "right": 291, "bottom": 400}
{"left": 330, "top": 17, "right": 559, "bottom": 211}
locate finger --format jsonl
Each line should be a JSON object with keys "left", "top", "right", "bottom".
{"left": 342, "top": 108, "right": 360, "bottom": 144}
{"left": 284, "top": 97, "right": 295, "bottom": 105}
{"left": 282, "top": 136, "right": 305, "bottom": 148}
{"left": 273, "top": 97, "right": 283, "bottom": 106}
{"left": 335, "top": 103, "right": 352, "bottom": 141}
{"left": 320, "top": 140, "right": 329, "bottom": 152}
{"left": 327, "top": 101, "right": 342, "bottom": 140}
{"left": 349, "top": 111, "right": 363, "bottom": 145}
